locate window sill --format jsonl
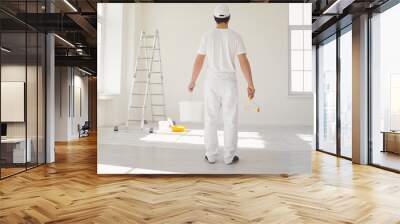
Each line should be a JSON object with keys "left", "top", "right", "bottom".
{"left": 287, "top": 93, "right": 313, "bottom": 98}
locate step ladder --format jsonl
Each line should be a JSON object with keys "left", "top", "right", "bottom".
{"left": 128, "top": 30, "right": 167, "bottom": 129}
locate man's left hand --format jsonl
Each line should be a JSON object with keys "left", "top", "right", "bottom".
{"left": 188, "top": 81, "right": 196, "bottom": 92}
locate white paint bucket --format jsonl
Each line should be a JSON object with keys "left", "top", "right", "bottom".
{"left": 158, "top": 120, "right": 171, "bottom": 132}
{"left": 179, "top": 101, "right": 203, "bottom": 122}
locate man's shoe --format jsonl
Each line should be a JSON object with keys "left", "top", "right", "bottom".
{"left": 226, "top": 155, "right": 239, "bottom": 165}
{"left": 205, "top": 155, "right": 216, "bottom": 164}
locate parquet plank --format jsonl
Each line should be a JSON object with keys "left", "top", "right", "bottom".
{"left": 0, "top": 134, "right": 400, "bottom": 223}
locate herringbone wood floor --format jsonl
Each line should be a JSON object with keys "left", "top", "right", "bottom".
{"left": 1, "top": 134, "right": 400, "bottom": 224}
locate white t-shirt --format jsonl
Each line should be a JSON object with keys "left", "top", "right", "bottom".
{"left": 198, "top": 28, "right": 246, "bottom": 74}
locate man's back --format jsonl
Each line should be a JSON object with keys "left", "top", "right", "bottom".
{"left": 188, "top": 4, "right": 255, "bottom": 165}
{"left": 198, "top": 29, "right": 246, "bottom": 74}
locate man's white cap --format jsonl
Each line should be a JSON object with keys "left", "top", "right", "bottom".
{"left": 214, "top": 4, "right": 230, "bottom": 18}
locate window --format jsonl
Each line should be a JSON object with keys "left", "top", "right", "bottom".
{"left": 0, "top": 2, "right": 47, "bottom": 179}
{"left": 371, "top": 3, "right": 400, "bottom": 171}
{"left": 390, "top": 74, "right": 400, "bottom": 130}
{"left": 318, "top": 37, "right": 337, "bottom": 154}
{"left": 340, "top": 29, "right": 352, "bottom": 158}
{"left": 289, "top": 4, "right": 312, "bottom": 95}
{"left": 316, "top": 26, "right": 353, "bottom": 159}
{"left": 97, "top": 4, "right": 124, "bottom": 98}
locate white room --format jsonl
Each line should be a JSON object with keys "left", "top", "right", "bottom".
{"left": 97, "top": 3, "right": 314, "bottom": 174}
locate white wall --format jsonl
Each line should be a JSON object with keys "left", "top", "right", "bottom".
{"left": 55, "top": 67, "right": 89, "bottom": 141}
{"left": 55, "top": 67, "right": 69, "bottom": 141}
{"left": 71, "top": 74, "right": 89, "bottom": 138}
{"left": 1, "top": 65, "right": 40, "bottom": 137}
{"left": 1, "top": 64, "right": 46, "bottom": 163}
{"left": 99, "top": 3, "right": 314, "bottom": 127}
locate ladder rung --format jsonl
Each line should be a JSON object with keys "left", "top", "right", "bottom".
{"left": 136, "top": 59, "right": 161, "bottom": 63}
{"left": 140, "top": 47, "right": 160, "bottom": 50}
{"left": 129, "top": 32, "right": 164, "bottom": 125}
{"left": 137, "top": 59, "right": 161, "bottom": 63}
{"left": 135, "top": 71, "right": 161, "bottom": 74}
{"left": 132, "top": 93, "right": 163, "bottom": 95}
{"left": 135, "top": 81, "right": 163, "bottom": 84}
{"left": 135, "top": 81, "right": 162, "bottom": 84}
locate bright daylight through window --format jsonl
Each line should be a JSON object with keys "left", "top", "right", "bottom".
{"left": 289, "top": 3, "right": 312, "bottom": 95}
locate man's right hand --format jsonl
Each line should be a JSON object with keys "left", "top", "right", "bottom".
{"left": 248, "top": 84, "right": 255, "bottom": 99}
{"left": 188, "top": 81, "right": 196, "bottom": 92}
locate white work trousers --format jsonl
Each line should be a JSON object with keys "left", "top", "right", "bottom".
{"left": 204, "top": 73, "right": 238, "bottom": 164}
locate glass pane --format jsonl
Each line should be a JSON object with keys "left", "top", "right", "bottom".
{"left": 291, "top": 50, "right": 303, "bottom": 70}
{"left": 371, "top": 3, "right": 400, "bottom": 171}
{"left": 340, "top": 30, "right": 352, "bottom": 158}
{"left": 304, "top": 50, "right": 312, "bottom": 70}
{"left": 26, "top": 1, "right": 39, "bottom": 13}
{"left": 289, "top": 4, "right": 303, "bottom": 26}
{"left": 38, "top": 33, "right": 46, "bottom": 165}
{"left": 291, "top": 30, "right": 303, "bottom": 50}
{"left": 318, "top": 38, "right": 337, "bottom": 154}
{"left": 391, "top": 74, "right": 400, "bottom": 130}
{"left": 304, "top": 30, "right": 312, "bottom": 50}
{"left": 304, "top": 71, "right": 313, "bottom": 92}
{"left": 291, "top": 71, "right": 304, "bottom": 92}
{"left": 39, "top": 1, "right": 46, "bottom": 13}
{"left": 1, "top": 32, "right": 27, "bottom": 177}
{"left": 303, "top": 4, "right": 312, "bottom": 25}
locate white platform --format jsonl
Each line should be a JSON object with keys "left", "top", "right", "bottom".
{"left": 97, "top": 125, "right": 313, "bottom": 174}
